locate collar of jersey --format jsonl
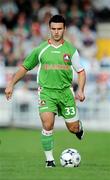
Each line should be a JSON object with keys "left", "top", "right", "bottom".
{"left": 48, "top": 39, "right": 64, "bottom": 48}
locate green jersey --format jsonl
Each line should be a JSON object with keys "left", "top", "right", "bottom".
{"left": 23, "top": 40, "right": 83, "bottom": 89}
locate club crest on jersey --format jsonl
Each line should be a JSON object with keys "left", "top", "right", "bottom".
{"left": 39, "top": 100, "right": 46, "bottom": 106}
{"left": 63, "top": 54, "right": 71, "bottom": 62}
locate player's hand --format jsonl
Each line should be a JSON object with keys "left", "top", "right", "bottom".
{"left": 5, "top": 85, "right": 14, "bottom": 100}
{"left": 75, "top": 89, "right": 85, "bottom": 102}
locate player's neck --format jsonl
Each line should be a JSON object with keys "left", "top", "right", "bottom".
{"left": 49, "top": 38, "right": 64, "bottom": 46}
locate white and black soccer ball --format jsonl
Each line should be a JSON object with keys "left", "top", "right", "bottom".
{"left": 60, "top": 148, "right": 81, "bottom": 167}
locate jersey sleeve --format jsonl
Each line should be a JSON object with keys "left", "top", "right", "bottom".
{"left": 22, "top": 48, "right": 39, "bottom": 70}
{"left": 71, "top": 50, "right": 84, "bottom": 73}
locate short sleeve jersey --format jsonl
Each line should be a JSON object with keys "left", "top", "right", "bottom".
{"left": 23, "top": 40, "right": 83, "bottom": 89}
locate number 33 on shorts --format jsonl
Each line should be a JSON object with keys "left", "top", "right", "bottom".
{"left": 65, "top": 107, "right": 76, "bottom": 117}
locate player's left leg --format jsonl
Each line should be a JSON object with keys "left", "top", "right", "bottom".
{"left": 59, "top": 87, "right": 84, "bottom": 140}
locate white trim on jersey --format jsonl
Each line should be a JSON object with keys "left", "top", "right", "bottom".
{"left": 50, "top": 44, "right": 63, "bottom": 49}
{"left": 38, "top": 44, "right": 50, "bottom": 62}
{"left": 37, "top": 63, "right": 41, "bottom": 84}
{"left": 37, "top": 44, "right": 50, "bottom": 83}
{"left": 71, "top": 50, "right": 84, "bottom": 73}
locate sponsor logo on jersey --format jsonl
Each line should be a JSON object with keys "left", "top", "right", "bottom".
{"left": 42, "top": 64, "right": 70, "bottom": 70}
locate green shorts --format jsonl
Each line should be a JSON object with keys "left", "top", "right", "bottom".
{"left": 38, "top": 87, "right": 79, "bottom": 121}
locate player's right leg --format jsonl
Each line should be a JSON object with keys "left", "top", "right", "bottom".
{"left": 38, "top": 87, "right": 58, "bottom": 167}
{"left": 40, "top": 112, "right": 56, "bottom": 167}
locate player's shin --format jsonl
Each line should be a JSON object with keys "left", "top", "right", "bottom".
{"left": 41, "top": 129, "right": 54, "bottom": 161}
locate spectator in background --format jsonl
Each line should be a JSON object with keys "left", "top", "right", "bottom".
{"left": 2, "top": 38, "right": 17, "bottom": 67}
{"left": 66, "top": 18, "right": 82, "bottom": 49}
{"left": 14, "top": 20, "right": 43, "bottom": 62}
{"left": 38, "top": 0, "right": 59, "bottom": 22}
{"left": 1, "top": 0, "right": 18, "bottom": 17}
{"left": 57, "top": 1, "right": 69, "bottom": 20}
{"left": 83, "top": 16, "right": 96, "bottom": 32}
{"left": 3, "top": 9, "right": 17, "bottom": 30}
{"left": 1, "top": 28, "right": 26, "bottom": 67}
{"left": 31, "top": 0, "right": 41, "bottom": 21}
{"left": 29, "top": 21, "right": 43, "bottom": 47}
{"left": 83, "top": 0, "right": 97, "bottom": 31}
{"left": 15, "top": 0, "right": 31, "bottom": 17}
{"left": 92, "top": 0, "right": 110, "bottom": 21}
{"left": 0, "top": 8, "right": 7, "bottom": 51}
{"left": 1, "top": 0, "right": 18, "bottom": 30}
{"left": 79, "top": 24, "right": 97, "bottom": 58}
{"left": 0, "top": 8, "right": 7, "bottom": 35}
{"left": 14, "top": 12, "right": 29, "bottom": 40}
{"left": 21, "top": 21, "right": 43, "bottom": 55}
{"left": 13, "top": 12, "right": 30, "bottom": 62}
{"left": 40, "top": 12, "right": 52, "bottom": 40}
{"left": 68, "top": 3, "right": 84, "bottom": 28}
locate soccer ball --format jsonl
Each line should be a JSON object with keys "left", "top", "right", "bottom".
{"left": 60, "top": 148, "right": 81, "bottom": 167}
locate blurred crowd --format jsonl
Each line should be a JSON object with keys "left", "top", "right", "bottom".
{"left": 1, "top": 0, "right": 110, "bottom": 88}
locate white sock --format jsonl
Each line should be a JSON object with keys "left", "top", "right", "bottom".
{"left": 44, "top": 150, "right": 54, "bottom": 161}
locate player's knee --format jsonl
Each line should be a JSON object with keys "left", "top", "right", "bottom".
{"left": 43, "top": 123, "right": 53, "bottom": 131}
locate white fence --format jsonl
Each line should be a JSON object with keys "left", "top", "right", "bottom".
{"left": 0, "top": 67, "right": 110, "bottom": 131}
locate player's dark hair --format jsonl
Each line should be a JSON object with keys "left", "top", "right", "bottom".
{"left": 49, "top": 15, "right": 66, "bottom": 27}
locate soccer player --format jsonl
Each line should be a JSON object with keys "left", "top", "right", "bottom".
{"left": 5, "top": 15, "right": 86, "bottom": 168}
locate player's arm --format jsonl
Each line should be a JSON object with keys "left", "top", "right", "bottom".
{"left": 76, "top": 70, "right": 86, "bottom": 101}
{"left": 5, "top": 66, "right": 28, "bottom": 100}
{"left": 71, "top": 50, "right": 86, "bottom": 102}
{"left": 5, "top": 48, "right": 39, "bottom": 100}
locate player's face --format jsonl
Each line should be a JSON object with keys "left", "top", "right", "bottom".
{"left": 49, "top": 22, "right": 65, "bottom": 42}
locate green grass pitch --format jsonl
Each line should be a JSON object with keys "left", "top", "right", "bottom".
{"left": 0, "top": 128, "right": 110, "bottom": 180}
